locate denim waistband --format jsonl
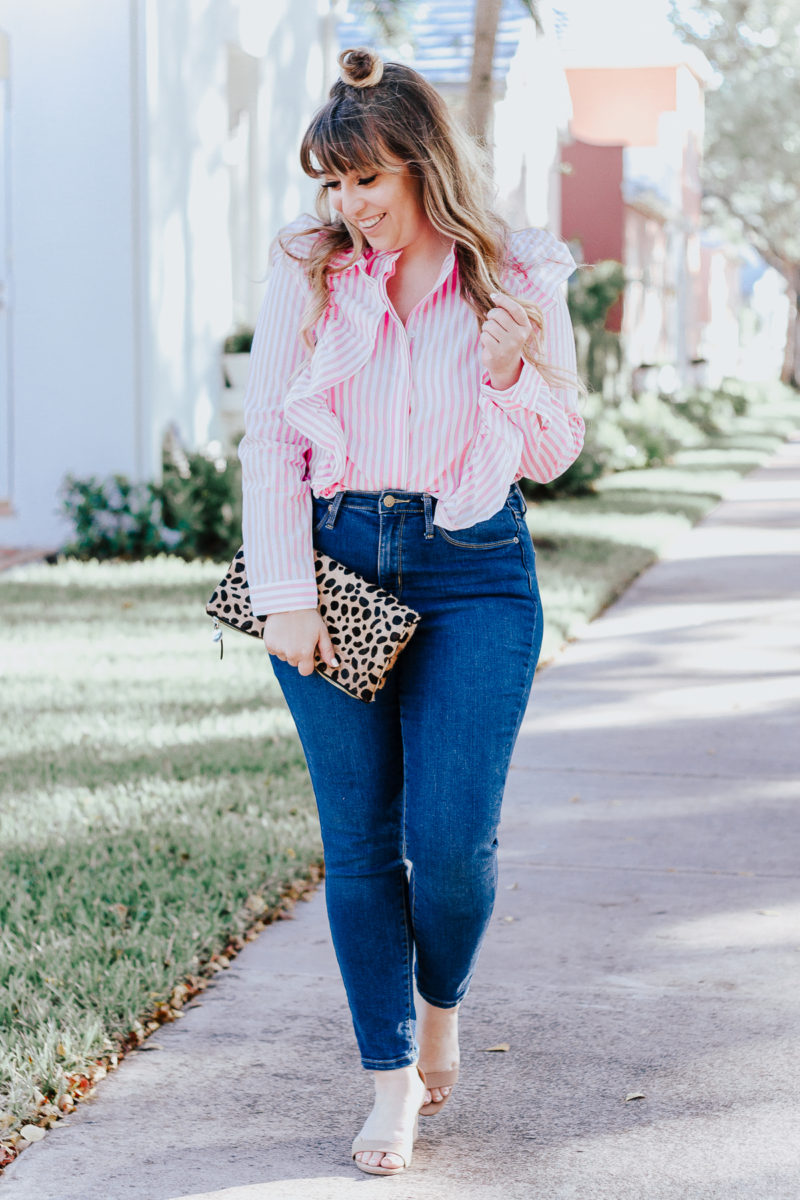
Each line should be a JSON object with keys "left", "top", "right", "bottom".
{"left": 313, "top": 488, "right": 435, "bottom": 508}
{"left": 313, "top": 489, "right": 437, "bottom": 536}
{"left": 312, "top": 483, "right": 525, "bottom": 522}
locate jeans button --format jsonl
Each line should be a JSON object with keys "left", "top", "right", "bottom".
{"left": 384, "top": 495, "right": 396, "bottom": 508}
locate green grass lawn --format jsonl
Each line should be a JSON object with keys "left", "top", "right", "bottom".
{"left": 0, "top": 558, "right": 323, "bottom": 1149}
{"left": 1, "top": 384, "right": 798, "bottom": 1153}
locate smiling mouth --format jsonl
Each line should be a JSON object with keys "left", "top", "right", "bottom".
{"left": 359, "top": 213, "right": 386, "bottom": 232}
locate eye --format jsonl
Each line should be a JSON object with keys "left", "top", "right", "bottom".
{"left": 358, "top": 174, "right": 377, "bottom": 186}
{"left": 321, "top": 179, "right": 340, "bottom": 190}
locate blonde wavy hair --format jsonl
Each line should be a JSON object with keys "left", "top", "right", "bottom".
{"left": 282, "top": 47, "right": 567, "bottom": 385}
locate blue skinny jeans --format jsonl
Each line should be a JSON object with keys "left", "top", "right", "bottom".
{"left": 270, "top": 485, "right": 543, "bottom": 1070}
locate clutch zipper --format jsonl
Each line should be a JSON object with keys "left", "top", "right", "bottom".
{"left": 211, "top": 617, "right": 224, "bottom": 659}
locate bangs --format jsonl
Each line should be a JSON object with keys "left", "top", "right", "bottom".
{"left": 301, "top": 102, "right": 400, "bottom": 179}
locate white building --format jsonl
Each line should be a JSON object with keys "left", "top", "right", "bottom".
{"left": 337, "top": 0, "right": 573, "bottom": 231}
{"left": 0, "top": 0, "right": 335, "bottom": 549}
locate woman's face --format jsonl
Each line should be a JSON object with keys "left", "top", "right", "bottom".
{"left": 322, "top": 164, "right": 432, "bottom": 253}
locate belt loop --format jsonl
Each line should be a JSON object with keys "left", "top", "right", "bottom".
{"left": 423, "top": 493, "right": 434, "bottom": 539}
{"left": 324, "top": 491, "right": 345, "bottom": 529}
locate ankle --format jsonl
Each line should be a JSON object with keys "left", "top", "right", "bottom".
{"left": 369, "top": 1064, "right": 424, "bottom": 1095}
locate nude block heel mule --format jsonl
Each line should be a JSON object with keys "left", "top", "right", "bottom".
{"left": 351, "top": 1066, "right": 427, "bottom": 1176}
{"left": 418, "top": 1065, "right": 459, "bottom": 1116}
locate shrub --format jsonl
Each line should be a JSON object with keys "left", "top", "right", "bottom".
{"left": 60, "top": 448, "right": 243, "bottom": 563}
{"left": 568, "top": 261, "right": 626, "bottom": 396}
{"left": 59, "top": 475, "right": 184, "bottom": 561}
{"left": 521, "top": 393, "right": 643, "bottom": 500}
{"left": 522, "top": 382, "right": 755, "bottom": 500}
{"left": 156, "top": 450, "right": 242, "bottom": 561}
{"left": 617, "top": 392, "right": 705, "bottom": 466}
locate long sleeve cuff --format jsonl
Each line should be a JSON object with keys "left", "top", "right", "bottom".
{"left": 249, "top": 576, "right": 319, "bottom": 619}
{"left": 480, "top": 360, "right": 549, "bottom": 423}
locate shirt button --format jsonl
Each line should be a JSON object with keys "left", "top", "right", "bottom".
{"left": 384, "top": 495, "right": 396, "bottom": 508}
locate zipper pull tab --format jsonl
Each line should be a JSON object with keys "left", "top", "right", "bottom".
{"left": 211, "top": 618, "right": 223, "bottom": 660}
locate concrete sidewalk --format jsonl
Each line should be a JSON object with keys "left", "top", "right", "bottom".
{"left": 4, "top": 439, "right": 800, "bottom": 1200}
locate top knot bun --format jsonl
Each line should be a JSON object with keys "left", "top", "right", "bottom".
{"left": 338, "top": 47, "right": 384, "bottom": 88}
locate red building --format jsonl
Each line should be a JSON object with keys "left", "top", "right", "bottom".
{"left": 560, "top": 51, "right": 718, "bottom": 389}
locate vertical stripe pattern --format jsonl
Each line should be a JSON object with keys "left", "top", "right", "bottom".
{"left": 238, "top": 220, "right": 585, "bottom": 615}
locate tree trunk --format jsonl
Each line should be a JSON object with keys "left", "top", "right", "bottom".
{"left": 780, "top": 270, "right": 800, "bottom": 389}
{"left": 465, "top": 0, "right": 504, "bottom": 146}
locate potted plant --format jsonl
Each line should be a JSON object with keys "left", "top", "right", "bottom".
{"left": 222, "top": 325, "right": 254, "bottom": 390}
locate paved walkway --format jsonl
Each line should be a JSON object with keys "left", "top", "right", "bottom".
{"left": 4, "top": 438, "right": 800, "bottom": 1199}
{"left": 0, "top": 547, "right": 55, "bottom": 572}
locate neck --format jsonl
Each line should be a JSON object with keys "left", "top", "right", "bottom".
{"left": 395, "top": 224, "right": 452, "bottom": 272}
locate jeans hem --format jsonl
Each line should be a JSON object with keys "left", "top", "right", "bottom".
{"left": 360, "top": 1052, "right": 419, "bottom": 1071}
{"left": 415, "top": 985, "right": 467, "bottom": 1010}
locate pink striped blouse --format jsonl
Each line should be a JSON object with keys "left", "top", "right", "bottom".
{"left": 238, "top": 218, "right": 584, "bottom": 615}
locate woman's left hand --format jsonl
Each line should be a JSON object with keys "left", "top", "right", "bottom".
{"left": 480, "top": 292, "right": 531, "bottom": 391}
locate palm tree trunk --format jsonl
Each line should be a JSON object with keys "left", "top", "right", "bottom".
{"left": 465, "top": 0, "right": 504, "bottom": 145}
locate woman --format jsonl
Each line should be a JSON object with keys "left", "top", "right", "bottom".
{"left": 238, "top": 48, "right": 584, "bottom": 1176}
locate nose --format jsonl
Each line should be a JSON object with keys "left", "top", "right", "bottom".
{"left": 339, "top": 181, "right": 366, "bottom": 220}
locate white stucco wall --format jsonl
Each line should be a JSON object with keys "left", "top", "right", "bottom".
{"left": 0, "top": 0, "right": 138, "bottom": 547}
{"left": 140, "top": 0, "right": 325, "bottom": 473}
{"left": 493, "top": 13, "right": 572, "bottom": 232}
{"left": 1, "top": 0, "right": 326, "bottom": 548}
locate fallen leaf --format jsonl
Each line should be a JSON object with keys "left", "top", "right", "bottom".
{"left": 625, "top": 1092, "right": 646, "bottom": 1102}
{"left": 484, "top": 1043, "right": 510, "bottom": 1052}
{"left": 505, "top": 882, "right": 519, "bottom": 891}
{"left": 501, "top": 916, "right": 516, "bottom": 923}
{"left": 19, "top": 1124, "right": 45, "bottom": 1143}
{"left": 569, "top": 795, "right": 581, "bottom": 804}
{"left": 756, "top": 909, "right": 779, "bottom": 916}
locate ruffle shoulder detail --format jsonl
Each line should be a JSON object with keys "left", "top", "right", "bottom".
{"left": 269, "top": 213, "right": 324, "bottom": 273}
{"left": 504, "top": 228, "right": 577, "bottom": 312}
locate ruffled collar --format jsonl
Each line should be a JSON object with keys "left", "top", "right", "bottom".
{"left": 328, "top": 240, "right": 458, "bottom": 293}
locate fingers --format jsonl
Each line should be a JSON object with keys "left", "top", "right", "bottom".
{"left": 490, "top": 291, "right": 529, "bottom": 328}
{"left": 317, "top": 626, "right": 340, "bottom": 670}
{"left": 484, "top": 309, "right": 516, "bottom": 337}
{"left": 263, "top": 612, "right": 339, "bottom": 677}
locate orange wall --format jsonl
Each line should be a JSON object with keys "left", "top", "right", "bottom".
{"left": 566, "top": 67, "right": 677, "bottom": 147}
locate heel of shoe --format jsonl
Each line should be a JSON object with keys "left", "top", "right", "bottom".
{"left": 418, "top": 1065, "right": 459, "bottom": 1116}
{"left": 351, "top": 1066, "right": 426, "bottom": 1176}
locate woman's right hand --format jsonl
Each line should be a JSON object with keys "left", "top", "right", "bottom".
{"left": 263, "top": 609, "right": 339, "bottom": 676}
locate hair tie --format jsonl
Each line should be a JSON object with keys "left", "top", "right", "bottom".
{"left": 338, "top": 48, "right": 384, "bottom": 89}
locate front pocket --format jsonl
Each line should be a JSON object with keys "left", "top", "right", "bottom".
{"left": 437, "top": 505, "right": 522, "bottom": 550}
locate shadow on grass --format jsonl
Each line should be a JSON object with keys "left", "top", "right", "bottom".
{"left": 3, "top": 731, "right": 309, "bottom": 802}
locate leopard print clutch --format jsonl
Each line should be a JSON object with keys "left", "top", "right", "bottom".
{"left": 206, "top": 546, "right": 421, "bottom": 703}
